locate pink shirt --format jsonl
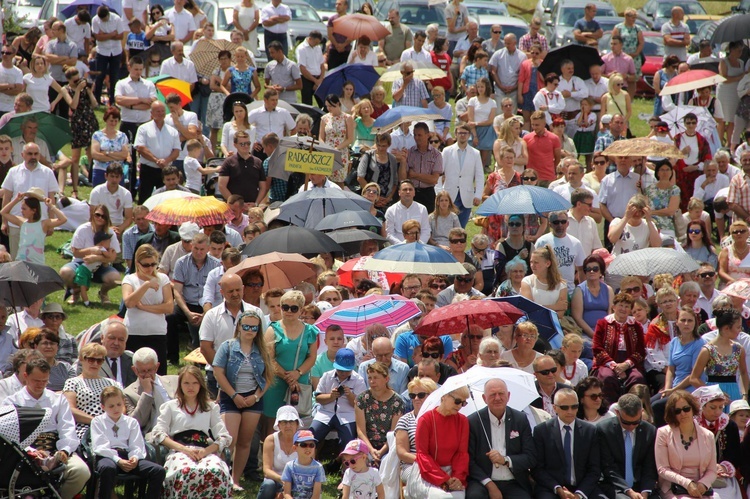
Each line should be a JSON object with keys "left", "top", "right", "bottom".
{"left": 523, "top": 130, "right": 561, "bottom": 181}
{"left": 601, "top": 52, "right": 636, "bottom": 78}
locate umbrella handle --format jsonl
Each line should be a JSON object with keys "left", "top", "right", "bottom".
{"left": 468, "top": 388, "right": 493, "bottom": 449}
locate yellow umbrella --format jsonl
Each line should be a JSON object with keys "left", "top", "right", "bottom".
{"left": 378, "top": 61, "right": 447, "bottom": 83}
{"left": 184, "top": 348, "right": 207, "bottom": 364}
{"left": 145, "top": 196, "right": 234, "bottom": 227}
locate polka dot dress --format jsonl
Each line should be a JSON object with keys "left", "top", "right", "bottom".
{"left": 62, "top": 377, "right": 122, "bottom": 438}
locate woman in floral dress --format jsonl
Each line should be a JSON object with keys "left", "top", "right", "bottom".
{"left": 645, "top": 162, "right": 681, "bottom": 236}
{"left": 355, "top": 362, "right": 404, "bottom": 464}
{"left": 149, "top": 366, "right": 233, "bottom": 497}
{"left": 320, "top": 94, "right": 354, "bottom": 187}
{"left": 63, "top": 66, "right": 99, "bottom": 196}
{"left": 221, "top": 46, "right": 260, "bottom": 100}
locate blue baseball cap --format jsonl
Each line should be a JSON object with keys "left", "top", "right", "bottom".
{"left": 333, "top": 348, "right": 356, "bottom": 371}
{"left": 294, "top": 430, "right": 317, "bottom": 444}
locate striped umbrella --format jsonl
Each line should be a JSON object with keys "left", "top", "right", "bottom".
{"left": 145, "top": 196, "right": 234, "bottom": 227}
{"left": 336, "top": 256, "right": 403, "bottom": 290}
{"left": 362, "top": 242, "right": 469, "bottom": 275}
{"left": 315, "top": 294, "right": 422, "bottom": 337}
{"left": 147, "top": 75, "right": 193, "bottom": 106}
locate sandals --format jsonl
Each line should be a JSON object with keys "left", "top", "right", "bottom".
{"left": 98, "top": 290, "right": 111, "bottom": 304}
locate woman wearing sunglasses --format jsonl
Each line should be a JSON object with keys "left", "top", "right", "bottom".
{"left": 684, "top": 219, "right": 718, "bottom": 268}
{"left": 405, "top": 385, "right": 470, "bottom": 498}
{"left": 122, "top": 244, "right": 173, "bottom": 370}
{"left": 394, "top": 377, "right": 438, "bottom": 486}
{"left": 574, "top": 376, "right": 613, "bottom": 423}
{"left": 655, "top": 390, "right": 718, "bottom": 499}
{"left": 718, "top": 221, "right": 750, "bottom": 285}
{"left": 263, "top": 290, "right": 318, "bottom": 431}
{"left": 445, "top": 325, "right": 488, "bottom": 373}
{"left": 212, "top": 309, "right": 273, "bottom": 493}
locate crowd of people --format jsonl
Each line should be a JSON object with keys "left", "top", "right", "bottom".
{"left": 3, "top": 0, "right": 750, "bottom": 497}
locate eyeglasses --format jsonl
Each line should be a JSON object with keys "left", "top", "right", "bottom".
{"left": 405, "top": 231, "right": 420, "bottom": 237}
{"left": 732, "top": 229, "right": 748, "bottom": 235}
{"left": 551, "top": 220, "right": 568, "bottom": 225}
{"left": 297, "top": 442, "right": 316, "bottom": 448}
{"left": 586, "top": 393, "right": 602, "bottom": 400}
{"left": 37, "top": 341, "right": 57, "bottom": 347}
{"left": 674, "top": 405, "right": 692, "bottom": 414}
{"left": 241, "top": 324, "right": 260, "bottom": 332}
{"left": 508, "top": 221, "right": 523, "bottom": 227}
{"left": 522, "top": 176, "right": 537, "bottom": 181}
{"left": 422, "top": 352, "right": 441, "bottom": 359}
{"left": 408, "top": 392, "right": 428, "bottom": 399}
{"left": 364, "top": 189, "right": 379, "bottom": 195}
{"left": 472, "top": 245, "right": 487, "bottom": 253}
{"left": 84, "top": 356, "right": 105, "bottom": 364}
{"left": 623, "top": 286, "right": 641, "bottom": 294}
{"left": 44, "top": 314, "right": 64, "bottom": 320}
{"left": 455, "top": 276, "right": 474, "bottom": 283}
{"left": 451, "top": 396, "right": 468, "bottom": 407}
{"left": 94, "top": 213, "right": 106, "bottom": 218}
{"left": 556, "top": 403, "right": 579, "bottom": 411}
{"left": 139, "top": 262, "right": 157, "bottom": 268}
{"left": 449, "top": 238, "right": 466, "bottom": 244}
{"left": 516, "top": 333, "right": 537, "bottom": 340}
{"left": 237, "top": 141, "right": 251, "bottom": 147}
{"left": 620, "top": 417, "right": 641, "bottom": 426}
{"left": 688, "top": 228, "right": 702, "bottom": 235}
{"left": 429, "top": 283, "right": 447, "bottom": 290}
{"left": 536, "top": 367, "right": 558, "bottom": 375}
{"left": 684, "top": 121, "right": 697, "bottom": 126}
{"left": 584, "top": 266, "right": 600, "bottom": 273}
{"left": 698, "top": 271, "right": 716, "bottom": 278}
{"left": 468, "top": 334, "right": 484, "bottom": 340}
{"left": 246, "top": 282, "right": 263, "bottom": 288}
{"left": 402, "top": 285, "right": 420, "bottom": 291}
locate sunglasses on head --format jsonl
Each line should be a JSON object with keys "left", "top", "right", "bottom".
{"left": 409, "top": 392, "right": 428, "bottom": 400}
{"left": 674, "top": 405, "right": 692, "bottom": 414}
{"left": 536, "top": 367, "right": 557, "bottom": 375}
{"left": 241, "top": 324, "right": 260, "bottom": 332}
{"left": 556, "top": 403, "right": 579, "bottom": 411}
{"left": 281, "top": 304, "right": 300, "bottom": 313}
{"left": 422, "top": 352, "right": 441, "bottom": 359}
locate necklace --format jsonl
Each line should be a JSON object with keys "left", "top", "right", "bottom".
{"left": 563, "top": 363, "right": 576, "bottom": 381}
{"left": 184, "top": 403, "right": 199, "bottom": 416}
{"left": 680, "top": 431, "right": 694, "bottom": 451}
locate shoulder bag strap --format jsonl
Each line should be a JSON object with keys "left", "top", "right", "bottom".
{"left": 292, "top": 329, "right": 304, "bottom": 371}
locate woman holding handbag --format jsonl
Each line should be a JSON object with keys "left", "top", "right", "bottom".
{"left": 263, "top": 290, "right": 318, "bottom": 433}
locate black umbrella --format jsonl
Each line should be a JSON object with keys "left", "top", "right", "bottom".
{"left": 241, "top": 226, "right": 345, "bottom": 257}
{"left": 0, "top": 261, "right": 64, "bottom": 330}
{"left": 538, "top": 45, "right": 604, "bottom": 80}
{"left": 222, "top": 92, "right": 254, "bottom": 123}
{"left": 710, "top": 14, "right": 750, "bottom": 45}
{"left": 315, "top": 210, "right": 383, "bottom": 232}
{"left": 290, "top": 103, "right": 325, "bottom": 137}
{"left": 326, "top": 229, "right": 387, "bottom": 256}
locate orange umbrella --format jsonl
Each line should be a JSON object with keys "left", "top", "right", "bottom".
{"left": 147, "top": 75, "right": 192, "bottom": 106}
{"left": 145, "top": 196, "right": 234, "bottom": 227}
{"left": 332, "top": 14, "right": 391, "bottom": 41}
{"left": 227, "top": 252, "right": 317, "bottom": 292}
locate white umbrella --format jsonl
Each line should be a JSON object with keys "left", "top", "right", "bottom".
{"left": 607, "top": 248, "right": 700, "bottom": 277}
{"left": 660, "top": 105, "right": 721, "bottom": 154}
{"left": 142, "top": 190, "right": 200, "bottom": 211}
{"left": 416, "top": 365, "right": 538, "bottom": 420}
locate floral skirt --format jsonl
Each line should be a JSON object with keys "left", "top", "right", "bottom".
{"left": 206, "top": 92, "right": 226, "bottom": 130}
{"left": 163, "top": 450, "right": 231, "bottom": 498}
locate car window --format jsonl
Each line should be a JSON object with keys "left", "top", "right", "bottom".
{"left": 306, "top": 0, "right": 336, "bottom": 11}
{"left": 219, "top": 7, "right": 235, "bottom": 31}
{"left": 479, "top": 23, "right": 527, "bottom": 40}
{"left": 18, "top": 0, "right": 45, "bottom": 6}
{"left": 643, "top": 36, "right": 665, "bottom": 57}
{"left": 467, "top": 4, "right": 509, "bottom": 17}
{"left": 289, "top": 4, "right": 322, "bottom": 21}
{"left": 399, "top": 5, "right": 446, "bottom": 26}
{"left": 559, "top": 6, "right": 615, "bottom": 26}
{"left": 656, "top": 2, "right": 705, "bottom": 17}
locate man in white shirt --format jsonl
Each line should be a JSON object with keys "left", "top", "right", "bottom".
{"left": 439, "top": 124, "right": 484, "bottom": 227}
{"left": 92, "top": 6, "right": 126, "bottom": 105}
{"left": 166, "top": 0, "right": 196, "bottom": 43}
{"left": 164, "top": 93, "right": 200, "bottom": 172}
{"left": 10, "top": 118, "right": 52, "bottom": 166}
{"left": 535, "top": 211, "right": 585, "bottom": 293}
{"left": 64, "top": 10, "right": 91, "bottom": 56}
{"left": 558, "top": 60, "right": 589, "bottom": 138}
{"left": 296, "top": 31, "right": 325, "bottom": 106}
{"left": 585, "top": 64, "right": 609, "bottom": 113}
{"left": 694, "top": 160, "right": 729, "bottom": 211}
{"left": 123, "top": 0, "right": 150, "bottom": 25}
{"left": 7, "top": 358, "right": 90, "bottom": 499}
{"left": 134, "top": 101, "right": 181, "bottom": 204}
{"left": 88, "top": 163, "right": 133, "bottom": 237}
{"left": 716, "top": 150, "right": 741, "bottom": 181}
{"left": 384, "top": 179, "right": 430, "bottom": 244}
{"left": 0, "top": 44, "right": 24, "bottom": 119}
{"left": 489, "top": 34, "right": 526, "bottom": 113}
{"left": 160, "top": 42, "right": 198, "bottom": 92}
{"left": 566, "top": 188, "right": 602, "bottom": 257}
{"left": 246, "top": 89, "right": 296, "bottom": 158}
{"left": 400, "top": 30, "right": 431, "bottom": 63}
{"left": 261, "top": 0, "right": 291, "bottom": 56}
{"left": 552, "top": 162, "right": 601, "bottom": 222}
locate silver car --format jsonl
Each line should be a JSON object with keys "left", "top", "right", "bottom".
{"left": 544, "top": 0, "right": 616, "bottom": 48}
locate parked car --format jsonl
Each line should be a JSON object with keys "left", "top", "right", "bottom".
{"left": 373, "top": 0, "right": 447, "bottom": 38}
{"left": 8, "top": 0, "right": 46, "bottom": 28}
{"left": 599, "top": 30, "right": 665, "bottom": 96}
{"left": 305, "top": 0, "right": 367, "bottom": 23}
{"left": 636, "top": 0, "right": 706, "bottom": 32}
{"left": 684, "top": 14, "right": 723, "bottom": 34}
{"left": 465, "top": 1, "right": 510, "bottom": 19}
{"left": 477, "top": 14, "right": 529, "bottom": 41}
{"left": 544, "top": 0, "right": 617, "bottom": 48}
{"left": 559, "top": 15, "right": 622, "bottom": 45}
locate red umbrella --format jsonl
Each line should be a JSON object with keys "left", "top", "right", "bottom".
{"left": 415, "top": 300, "right": 525, "bottom": 337}
{"left": 336, "top": 256, "right": 404, "bottom": 290}
{"left": 659, "top": 69, "right": 725, "bottom": 96}
{"left": 332, "top": 14, "right": 391, "bottom": 41}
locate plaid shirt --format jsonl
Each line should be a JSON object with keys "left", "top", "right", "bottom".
{"left": 728, "top": 173, "right": 750, "bottom": 218}
{"left": 263, "top": 157, "right": 288, "bottom": 202}
{"left": 594, "top": 131, "right": 626, "bottom": 153}
{"left": 406, "top": 145, "right": 443, "bottom": 188}
{"left": 460, "top": 64, "right": 489, "bottom": 87}
{"left": 57, "top": 331, "right": 78, "bottom": 365}
{"left": 393, "top": 78, "right": 429, "bottom": 107}
{"left": 519, "top": 33, "right": 548, "bottom": 53}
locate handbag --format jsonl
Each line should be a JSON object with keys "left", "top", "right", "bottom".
{"left": 671, "top": 483, "right": 714, "bottom": 496}
{"left": 283, "top": 332, "right": 313, "bottom": 417}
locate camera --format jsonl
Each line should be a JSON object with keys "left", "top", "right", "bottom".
{"left": 336, "top": 386, "right": 345, "bottom": 395}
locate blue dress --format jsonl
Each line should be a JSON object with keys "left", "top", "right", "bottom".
{"left": 667, "top": 336, "right": 706, "bottom": 391}
{"left": 230, "top": 66, "right": 255, "bottom": 94}
{"left": 579, "top": 281, "right": 609, "bottom": 331}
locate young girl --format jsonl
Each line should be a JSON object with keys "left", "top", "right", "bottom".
{"left": 0, "top": 192, "right": 67, "bottom": 264}
{"left": 340, "top": 439, "right": 384, "bottom": 499}
{"left": 632, "top": 298, "right": 651, "bottom": 331}
{"left": 573, "top": 97, "right": 596, "bottom": 167}
{"left": 561, "top": 333, "right": 589, "bottom": 386}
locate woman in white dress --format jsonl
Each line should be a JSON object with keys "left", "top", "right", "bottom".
{"left": 233, "top": 0, "right": 260, "bottom": 54}
{"left": 24, "top": 55, "right": 69, "bottom": 112}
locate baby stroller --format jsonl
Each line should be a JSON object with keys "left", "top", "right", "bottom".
{"left": 0, "top": 405, "right": 64, "bottom": 498}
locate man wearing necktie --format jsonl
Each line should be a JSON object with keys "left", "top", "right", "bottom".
{"left": 597, "top": 394, "right": 657, "bottom": 499}
{"left": 532, "top": 388, "right": 601, "bottom": 499}
{"left": 124, "top": 347, "right": 178, "bottom": 436}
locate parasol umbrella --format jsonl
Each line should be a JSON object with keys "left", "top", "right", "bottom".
{"left": 490, "top": 295, "right": 564, "bottom": 347}
{"left": 145, "top": 196, "right": 234, "bottom": 227}
{"left": 147, "top": 75, "right": 192, "bottom": 106}
{"left": 417, "top": 365, "right": 539, "bottom": 418}
{"left": 660, "top": 105, "right": 721, "bottom": 154}
{"left": 315, "top": 210, "right": 382, "bottom": 231}
{"left": 0, "top": 111, "right": 71, "bottom": 154}
{"left": 247, "top": 98, "right": 299, "bottom": 117}
{"left": 222, "top": 92, "right": 254, "bottom": 122}
{"left": 189, "top": 38, "right": 240, "bottom": 77}
{"left": 266, "top": 136, "right": 344, "bottom": 182}
{"left": 378, "top": 61, "right": 447, "bottom": 83}
{"left": 363, "top": 242, "right": 469, "bottom": 275}
{"left": 336, "top": 256, "right": 404, "bottom": 290}
{"left": 710, "top": 13, "right": 750, "bottom": 45}
{"left": 476, "top": 185, "right": 571, "bottom": 216}
{"left": 315, "top": 294, "right": 421, "bottom": 337}
{"left": 538, "top": 45, "right": 603, "bottom": 80}
{"left": 606, "top": 248, "right": 700, "bottom": 277}
{"left": 184, "top": 348, "right": 207, "bottom": 364}
{"left": 278, "top": 188, "right": 373, "bottom": 228}
{"left": 290, "top": 103, "right": 325, "bottom": 137}
{"left": 603, "top": 138, "right": 684, "bottom": 159}
{"left": 227, "top": 252, "right": 317, "bottom": 292}
{"left": 659, "top": 69, "right": 725, "bottom": 96}
{"left": 415, "top": 300, "right": 525, "bottom": 337}
{"left": 326, "top": 229, "right": 387, "bottom": 256}
{"left": 142, "top": 190, "right": 200, "bottom": 210}
{"left": 315, "top": 63, "right": 381, "bottom": 101}
{"left": 721, "top": 279, "right": 750, "bottom": 301}
{"left": 332, "top": 13, "right": 391, "bottom": 41}
{"left": 372, "top": 106, "right": 447, "bottom": 133}
{"left": 0, "top": 261, "right": 65, "bottom": 332}
{"left": 61, "top": 0, "right": 118, "bottom": 17}
{"left": 242, "top": 226, "right": 344, "bottom": 257}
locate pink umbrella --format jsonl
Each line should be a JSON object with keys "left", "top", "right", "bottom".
{"left": 314, "top": 294, "right": 421, "bottom": 337}
{"left": 660, "top": 69, "right": 726, "bottom": 96}
{"left": 332, "top": 14, "right": 391, "bottom": 41}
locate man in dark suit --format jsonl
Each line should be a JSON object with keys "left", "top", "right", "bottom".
{"left": 73, "top": 319, "right": 137, "bottom": 387}
{"left": 128, "top": 222, "right": 180, "bottom": 274}
{"left": 468, "top": 378, "right": 536, "bottom": 499}
{"left": 533, "top": 387, "right": 601, "bottom": 499}
{"left": 530, "top": 355, "right": 568, "bottom": 416}
{"left": 597, "top": 394, "right": 657, "bottom": 499}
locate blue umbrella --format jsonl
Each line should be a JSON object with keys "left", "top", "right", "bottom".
{"left": 490, "top": 295, "right": 563, "bottom": 348}
{"left": 62, "top": 0, "right": 119, "bottom": 17}
{"left": 476, "top": 185, "right": 571, "bottom": 216}
{"left": 362, "top": 242, "right": 469, "bottom": 275}
{"left": 372, "top": 106, "right": 446, "bottom": 133}
{"left": 314, "top": 64, "right": 380, "bottom": 100}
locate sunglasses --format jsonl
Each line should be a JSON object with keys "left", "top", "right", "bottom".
{"left": 281, "top": 304, "right": 300, "bottom": 313}
{"left": 688, "top": 228, "right": 702, "bottom": 234}
{"left": 364, "top": 189, "right": 379, "bottom": 195}
{"left": 620, "top": 417, "right": 641, "bottom": 427}
{"left": 732, "top": 229, "right": 748, "bottom": 235}
{"left": 684, "top": 121, "right": 697, "bottom": 126}
{"left": 674, "top": 405, "right": 692, "bottom": 414}
{"left": 468, "top": 334, "right": 484, "bottom": 340}
{"left": 241, "top": 324, "right": 260, "bottom": 332}
{"left": 508, "top": 221, "right": 523, "bottom": 227}
{"left": 246, "top": 282, "right": 263, "bottom": 288}
{"left": 84, "top": 356, "right": 105, "bottom": 364}
{"left": 451, "top": 396, "right": 468, "bottom": 407}
{"left": 584, "top": 266, "right": 600, "bottom": 273}
{"left": 449, "top": 239, "right": 466, "bottom": 244}
{"left": 401, "top": 71, "right": 414, "bottom": 76}
{"left": 1, "top": 51, "right": 13, "bottom": 55}
{"left": 586, "top": 393, "right": 602, "bottom": 400}
{"left": 44, "top": 314, "right": 64, "bottom": 320}
{"left": 536, "top": 367, "right": 558, "bottom": 375}
{"left": 408, "top": 392, "right": 428, "bottom": 399}
{"left": 150, "top": 59, "right": 160, "bottom": 64}
{"left": 522, "top": 176, "right": 537, "bottom": 181}
{"left": 455, "top": 276, "right": 474, "bottom": 283}
{"left": 237, "top": 141, "right": 251, "bottom": 147}
{"left": 94, "top": 213, "right": 106, "bottom": 218}
{"left": 429, "top": 139, "right": 441, "bottom": 144}
{"left": 139, "top": 262, "right": 157, "bottom": 268}
{"left": 623, "top": 286, "right": 641, "bottom": 294}
{"left": 698, "top": 271, "right": 716, "bottom": 278}
{"left": 297, "top": 442, "right": 316, "bottom": 448}
{"left": 551, "top": 220, "right": 568, "bottom": 225}
{"left": 493, "top": 30, "right": 502, "bottom": 34}
{"left": 342, "top": 457, "right": 358, "bottom": 466}
{"left": 593, "top": 160, "right": 607, "bottom": 165}
{"left": 422, "top": 352, "right": 441, "bottom": 359}
{"left": 556, "top": 403, "right": 579, "bottom": 411}
{"left": 429, "top": 283, "right": 447, "bottom": 290}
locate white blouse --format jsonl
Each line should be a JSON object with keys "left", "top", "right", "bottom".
{"left": 149, "top": 399, "right": 232, "bottom": 452}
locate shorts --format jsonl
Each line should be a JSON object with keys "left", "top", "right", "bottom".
{"left": 73, "top": 264, "right": 94, "bottom": 287}
{"left": 63, "top": 261, "right": 119, "bottom": 285}
{"left": 218, "top": 390, "right": 263, "bottom": 414}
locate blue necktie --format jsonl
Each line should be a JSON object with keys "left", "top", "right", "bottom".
{"left": 563, "top": 425, "right": 572, "bottom": 485}
{"left": 624, "top": 431, "right": 634, "bottom": 488}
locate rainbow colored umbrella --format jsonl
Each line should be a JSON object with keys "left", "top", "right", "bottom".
{"left": 145, "top": 196, "right": 234, "bottom": 227}
{"left": 315, "top": 294, "right": 421, "bottom": 337}
{"left": 147, "top": 75, "right": 192, "bottom": 106}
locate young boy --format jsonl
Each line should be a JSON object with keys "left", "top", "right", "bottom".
{"left": 282, "top": 430, "right": 326, "bottom": 499}
{"left": 73, "top": 231, "right": 112, "bottom": 306}
{"left": 90, "top": 386, "right": 166, "bottom": 499}
{"left": 310, "top": 325, "right": 346, "bottom": 390}
{"left": 184, "top": 139, "right": 220, "bottom": 194}
{"left": 340, "top": 439, "right": 384, "bottom": 499}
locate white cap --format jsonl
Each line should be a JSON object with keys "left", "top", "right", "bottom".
{"left": 274, "top": 405, "right": 303, "bottom": 430}
{"left": 600, "top": 114, "right": 613, "bottom": 124}
{"left": 178, "top": 221, "right": 200, "bottom": 241}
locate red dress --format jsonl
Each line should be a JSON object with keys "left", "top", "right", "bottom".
{"left": 415, "top": 407, "right": 469, "bottom": 487}
{"left": 674, "top": 131, "right": 712, "bottom": 212}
